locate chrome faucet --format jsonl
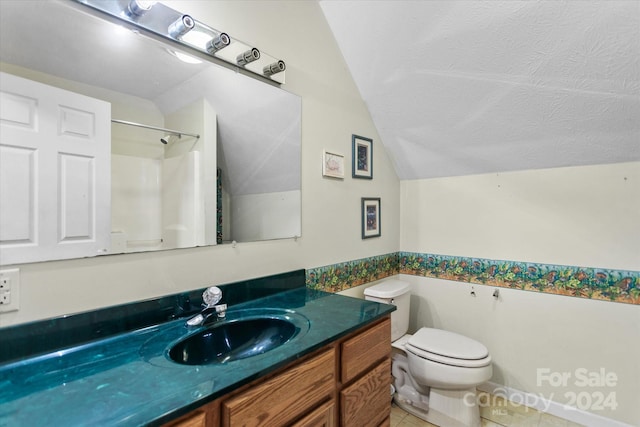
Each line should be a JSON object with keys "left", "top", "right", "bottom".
{"left": 186, "top": 286, "right": 227, "bottom": 327}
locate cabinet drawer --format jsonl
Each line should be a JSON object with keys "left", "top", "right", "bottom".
{"left": 222, "top": 348, "right": 335, "bottom": 426}
{"left": 340, "top": 358, "right": 391, "bottom": 427}
{"left": 341, "top": 318, "right": 390, "bottom": 383}
{"left": 291, "top": 399, "right": 336, "bottom": 427}
{"left": 164, "top": 410, "right": 206, "bottom": 427}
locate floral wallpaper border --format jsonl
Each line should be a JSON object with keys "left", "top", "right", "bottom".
{"left": 306, "top": 253, "right": 399, "bottom": 293}
{"left": 306, "top": 252, "right": 640, "bottom": 305}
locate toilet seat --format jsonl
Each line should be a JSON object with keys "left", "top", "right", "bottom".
{"left": 406, "top": 328, "right": 491, "bottom": 368}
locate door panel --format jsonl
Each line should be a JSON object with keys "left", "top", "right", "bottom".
{"left": 0, "top": 72, "right": 111, "bottom": 264}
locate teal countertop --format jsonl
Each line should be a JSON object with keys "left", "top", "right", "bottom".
{"left": 0, "top": 288, "right": 393, "bottom": 426}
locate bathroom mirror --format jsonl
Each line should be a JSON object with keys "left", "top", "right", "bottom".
{"left": 0, "top": 0, "right": 301, "bottom": 258}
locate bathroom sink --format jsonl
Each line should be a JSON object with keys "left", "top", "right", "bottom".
{"left": 167, "top": 317, "right": 300, "bottom": 365}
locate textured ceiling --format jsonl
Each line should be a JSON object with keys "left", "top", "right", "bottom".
{"left": 320, "top": 1, "right": 640, "bottom": 180}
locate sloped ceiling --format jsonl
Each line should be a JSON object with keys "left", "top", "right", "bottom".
{"left": 320, "top": 1, "right": 640, "bottom": 180}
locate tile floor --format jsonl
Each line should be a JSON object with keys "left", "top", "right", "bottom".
{"left": 390, "top": 391, "right": 585, "bottom": 427}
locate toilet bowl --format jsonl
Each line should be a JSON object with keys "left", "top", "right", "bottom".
{"left": 364, "top": 280, "right": 492, "bottom": 427}
{"left": 406, "top": 327, "right": 492, "bottom": 389}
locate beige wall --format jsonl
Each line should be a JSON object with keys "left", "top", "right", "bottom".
{"left": 400, "top": 162, "right": 639, "bottom": 270}
{"left": 397, "top": 162, "right": 640, "bottom": 425}
{"left": 0, "top": 1, "right": 400, "bottom": 327}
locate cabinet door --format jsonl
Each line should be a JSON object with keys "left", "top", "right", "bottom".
{"left": 0, "top": 72, "right": 111, "bottom": 264}
{"left": 222, "top": 348, "right": 335, "bottom": 427}
{"left": 340, "top": 358, "right": 391, "bottom": 427}
{"left": 291, "top": 400, "right": 335, "bottom": 427}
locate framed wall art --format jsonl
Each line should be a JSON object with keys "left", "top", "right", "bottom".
{"left": 352, "top": 134, "right": 373, "bottom": 179}
{"left": 361, "top": 197, "right": 381, "bottom": 239}
{"left": 322, "top": 150, "right": 345, "bottom": 179}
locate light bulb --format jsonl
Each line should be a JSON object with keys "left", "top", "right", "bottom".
{"left": 206, "top": 33, "right": 230, "bottom": 54}
{"left": 263, "top": 60, "right": 286, "bottom": 76}
{"left": 168, "top": 15, "right": 195, "bottom": 39}
{"left": 237, "top": 48, "right": 260, "bottom": 66}
{"left": 126, "top": 0, "right": 157, "bottom": 17}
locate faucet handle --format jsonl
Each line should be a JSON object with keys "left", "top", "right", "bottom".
{"left": 203, "top": 286, "right": 222, "bottom": 307}
{"left": 186, "top": 313, "right": 206, "bottom": 327}
{"left": 215, "top": 304, "right": 227, "bottom": 318}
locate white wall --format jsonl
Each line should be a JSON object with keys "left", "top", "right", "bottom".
{"left": 111, "top": 154, "right": 163, "bottom": 251}
{"left": 162, "top": 152, "right": 203, "bottom": 249}
{"left": 398, "top": 162, "right": 640, "bottom": 425}
{"left": 0, "top": 1, "right": 400, "bottom": 326}
{"left": 164, "top": 99, "right": 218, "bottom": 247}
{"left": 231, "top": 191, "right": 301, "bottom": 242}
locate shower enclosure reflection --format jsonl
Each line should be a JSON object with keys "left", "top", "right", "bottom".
{"left": 0, "top": 0, "right": 301, "bottom": 259}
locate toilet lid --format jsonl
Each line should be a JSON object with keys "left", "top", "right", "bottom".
{"left": 364, "top": 280, "right": 411, "bottom": 298}
{"left": 407, "top": 328, "right": 489, "bottom": 361}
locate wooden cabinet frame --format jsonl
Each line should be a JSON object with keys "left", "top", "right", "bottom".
{"left": 164, "top": 316, "right": 391, "bottom": 427}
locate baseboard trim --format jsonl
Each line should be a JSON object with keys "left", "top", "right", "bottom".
{"left": 477, "top": 382, "right": 633, "bottom": 427}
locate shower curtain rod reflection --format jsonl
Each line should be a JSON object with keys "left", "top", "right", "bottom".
{"left": 111, "top": 119, "right": 200, "bottom": 139}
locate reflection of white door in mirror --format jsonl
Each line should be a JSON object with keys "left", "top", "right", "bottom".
{"left": 0, "top": 72, "right": 111, "bottom": 264}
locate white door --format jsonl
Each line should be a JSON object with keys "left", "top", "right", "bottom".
{"left": 0, "top": 72, "right": 111, "bottom": 264}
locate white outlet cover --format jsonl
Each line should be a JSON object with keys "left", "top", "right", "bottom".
{"left": 0, "top": 268, "right": 20, "bottom": 313}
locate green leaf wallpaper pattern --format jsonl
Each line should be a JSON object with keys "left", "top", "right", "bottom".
{"left": 306, "top": 252, "right": 640, "bottom": 305}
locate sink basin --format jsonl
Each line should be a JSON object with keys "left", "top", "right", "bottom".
{"left": 138, "top": 308, "right": 310, "bottom": 367}
{"left": 168, "top": 317, "right": 299, "bottom": 365}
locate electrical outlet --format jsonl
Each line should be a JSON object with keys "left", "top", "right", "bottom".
{"left": 0, "top": 292, "right": 10, "bottom": 305}
{"left": 0, "top": 268, "right": 20, "bottom": 313}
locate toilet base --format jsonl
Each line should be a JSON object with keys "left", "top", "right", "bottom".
{"left": 393, "top": 391, "right": 429, "bottom": 420}
{"left": 428, "top": 387, "right": 481, "bottom": 427}
{"left": 394, "top": 387, "right": 481, "bottom": 427}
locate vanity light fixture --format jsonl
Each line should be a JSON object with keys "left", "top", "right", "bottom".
{"left": 263, "top": 60, "right": 286, "bottom": 77}
{"left": 180, "top": 28, "right": 211, "bottom": 49}
{"left": 206, "top": 33, "right": 230, "bottom": 54}
{"left": 126, "top": 0, "right": 157, "bottom": 17}
{"left": 237, "top": 48, "right": 260, "bottom": 66}
{"left": 78, "top": 0, "right": 287, "bottom": 83}
{"left": 168, "top": 15, "right": 195, "bottom": 39}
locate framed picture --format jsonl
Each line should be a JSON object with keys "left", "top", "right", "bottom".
{"left": 361, "top": 197, "right": 381, "bottom": 239}
{"left": 322, "top": 150, "right": 345, "bottom": 178}
{"left": 352, "top": 134, "right": 373, "bottom": 179}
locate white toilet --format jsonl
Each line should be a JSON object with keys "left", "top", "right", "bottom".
{"left": 364, "top": 279, "right": 492, "bottom": 427}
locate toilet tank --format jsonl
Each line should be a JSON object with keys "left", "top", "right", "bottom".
{"left": 364, "top": 279, "right": 411, "bottom": 341}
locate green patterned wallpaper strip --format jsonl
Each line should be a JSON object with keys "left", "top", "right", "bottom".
{"left": 306, "top": 253, "right": 398, "bottom": 293}
{"left": 306, "top": 252, "right": 640, "bottom": 305}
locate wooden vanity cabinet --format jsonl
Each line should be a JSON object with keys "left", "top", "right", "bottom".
{"left": 164, "top": 400, "right": 220, "bottom": 427}
{"left": 339, "top": 318, "right": 391, "bottom": 427}
{"left": 291, "top": 400, "right": 336, "bottom": 427}
{"left": 222, "top": 348, "right": 335, "bottom": 426}
{"left": 340, "top": 358, "right": 391, "bottom": 427}
{"left": 163, "top": 315, "right": 391, "bottom": 427}
{"left": 340, "top": 317, "right": 391, "bottom": 384}
{"left": 164, "top": 410, "right": 207, "bottom": 427}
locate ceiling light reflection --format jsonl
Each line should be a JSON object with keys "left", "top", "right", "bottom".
{"left": 166, "top": 49, "right": 202, "bottom": 64}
